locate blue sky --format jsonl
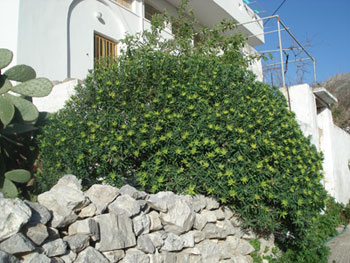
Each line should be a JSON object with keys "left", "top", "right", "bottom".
{"left": 249, "top": 0, "right": 350, "bottom": 84}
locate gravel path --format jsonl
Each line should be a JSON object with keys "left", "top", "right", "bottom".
{"left": 327, "top": 226, "right": 350, "bottom": 263}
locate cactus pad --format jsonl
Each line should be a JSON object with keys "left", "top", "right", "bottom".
{"left": 0, "top": 76, "right": 12, "bottom": 95}
{"left": 4, "top": 65, "right": 36, "bottom": 82}
{"left": 5, "top": 169, "right": 31, "bottom": 183}
{"left": 11, "top": 78, "right": 53, "bottom": 97}
{"left": 0, "top": 178, "right": 18, "bottom": 198}
{"left": 0, "top": 49, "right": 13, "bottom": 70}
{"left": 0, "top": 96, "right": 15, "bottom": 126}
{"left": 4, "top": 94, "right": 39, "bottom": 122}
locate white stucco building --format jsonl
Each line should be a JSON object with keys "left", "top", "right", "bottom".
{"left": 0, "top": 0, "right": 264, "bottom": 81}
{"left": 281, "top": 85, "right": 350, "bottom": 204}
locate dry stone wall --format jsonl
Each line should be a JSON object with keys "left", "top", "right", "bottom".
{"left": 0, "top": 175, "right": 275, "bottom": 263}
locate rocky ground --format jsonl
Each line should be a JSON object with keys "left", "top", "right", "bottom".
{"left": 0, "top": 175, "right": 276, "bottom": 263}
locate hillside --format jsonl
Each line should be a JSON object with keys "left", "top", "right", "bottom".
{"left": 321, "top": 73, "right": 350, "bottom": 132}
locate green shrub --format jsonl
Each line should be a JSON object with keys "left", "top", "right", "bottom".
{"left": 38, "top": 1, "right": 327, "bottom": 257}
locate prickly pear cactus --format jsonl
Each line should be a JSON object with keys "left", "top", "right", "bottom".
{"left": 0, "top": 48, "right": 53, "bottom": 198}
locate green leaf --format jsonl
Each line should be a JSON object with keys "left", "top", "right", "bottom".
{"left": 0, "top": 96, "right": 15, "bottom": 126}
{"left": 2, "top": 123, "right": 38, "bottom": 135}
{"left": 0, "top": 49, "right": 13, "bottom": 70}
{"left": 0, "top": 178, "right": 18, "bottom": 198}
{"left": 4, "top": 65, "right": 36, "bottom": 82}
{"left": 4, "top": 94, "right": 39, "bottom": 121}
{"left": 0, "top": 76, "right": 13, "bottom": 95}
{"left": 11, "top": 78, "right": 53, "bottom": 97}
{"left": 5, "top": 169, "right": 31, "bottom": 183}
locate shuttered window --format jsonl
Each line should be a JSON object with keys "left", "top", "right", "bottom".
{"left": 94, "top": 33, "right": 118, "bottom": 61}
{"left": 145, "top": 2, "right": 161, "bottom": 21}
{"left": 114, "top": 0, "right": 132, "bottom": 9}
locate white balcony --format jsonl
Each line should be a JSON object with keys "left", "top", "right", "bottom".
{"left": 164, "top": 0, "right": 264, "bottom": 46}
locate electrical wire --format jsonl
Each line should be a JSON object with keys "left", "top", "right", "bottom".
{"left": 264, "top": 0, "right": 288, "bottom": 26}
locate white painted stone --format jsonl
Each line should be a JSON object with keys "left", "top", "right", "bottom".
{"left": 84, "top": 184, "right": 119, "bottom": 214}
{"left": 0, "top": 198, "right": 31, "bottom": 241}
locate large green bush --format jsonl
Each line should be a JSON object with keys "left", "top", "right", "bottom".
{"left": 38, "top": 3, "right": 328, "bottom": 258}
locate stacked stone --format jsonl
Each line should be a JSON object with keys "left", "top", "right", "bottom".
{"left": 0, "top": 175, "right": 275, "bottom": 263}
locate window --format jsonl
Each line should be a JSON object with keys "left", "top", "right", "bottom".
{"left": 144, "top": 2, "right": 161, "bottom": 21}
{"left": 114, "top": 0, "right": 132, "bottom": 9}
{"left": 94, "top": 33, "right": 118, "bottom": 61}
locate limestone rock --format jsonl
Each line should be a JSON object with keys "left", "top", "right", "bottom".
{"left": 78, "top": 203, "right": 97, "bottom": 218}
{"left": 0, "top": 192, "right": 3, "bottom": 198}
{"left": 119, "top": 185, "right": 147, "bottom": 200}
{"left": 230, "top": 216, "right": 242, "bottom": 227}
{"left": 84, "top": 184, "right": 119, "bottom": 214}
{"left": 38, "top": 184, "right": 89, "bottom": 228}
{"left": 74, "top": 246, "right": 109, "bottom": 263}
{"left": 146, "top": 193, "right": 169, "bottom": 213}
{"left": 108, "top": 195, "right": 141, "bottom": 217}
{"left": 42, "top": 238, "right": 67, "bottom": 257}
{"left": 55, "top": 174, "right": 82, "bottom": 190}
{"left": 59, "top": 250, "right": 77, "bottom": 263}
{"left": 214, "top": 208, "right": 225, "bottom": 220}
{"left": 23, "top": 223, "right": 49, "bottom": 245}
{"left": 102, "top": 250, "right": 125, "bottom": 262}
{"left": 181, "top": 232, "right": 195, "bottom": 248}
{"left": 189, "top": 230, "right": 205, "bottom": 243}
{"left": 148, "top": 211, "right": 162, "bottom": 231}
{"left": 160, "top": 198, "right": 195, "bottom": 235}
{"left": 24, "top": 201, "right": 52, "bottom": 225}
{"left": 205, "top": 198, "right": 220, "bottom": 210}
{"left": 22, "top": 252, "right": 51, "bottom": 263}
{"left": 0, "top": 233, "right": 35, "bottom": 255}
{"left": 63, "top": 234, "right": 90, "bottom": 253}
{"left": 218, "top": 237, "right": 240, "bottom": 259}
{"left": 236, "top": 239, "right": 255, "bottom": 255}
{"left": 222, "top": 207, "right": 234, "bottom": 220}
{"left": 0, "top": 249, "right": 20, "bottom": 263}
{"left": 202, "top": 223, "right": 228, "bottom": 239}
{"left": 133, "top": 213, "right": 151, "bottom": 236}
{"left": 189, "top": 195, "right": 207, "bottom": 212}
{"left": 200, "top": 210, "right": 217, "bottom": 223}
{"left": 122, "top": 249, "right": 150, "bottom": 263}
{"left": 47, "top": 227, "right": 60, "bottom": 240}
{"left": 195, "top": 240, "right": 220, "bottom": 262}
{"left": 0, "top": 198, "right": 31, "bottom": 241}
{"left": 68, "top": 218, "right": 99, "bottom": 241}
{"left": 94, "top": 213, "right": 136, "bottom": 251}
{"left": 137, "top": 235, "right": 156, "bottom": 254}
{"left": 161, "top": 233, "right": 184, "bottom": 252}
{"left": 146, "top": 233, "right": 164, "bottom": 249}
{"left": 193, "top": 213, "right": 207, "bottom": 230}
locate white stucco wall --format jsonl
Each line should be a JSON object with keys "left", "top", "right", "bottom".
{"left": 33, "top": 79, "right": 78, "bottom": 113}
{"left": 0, "top": 0, "right": 20, "bottom": 67}
{"left": 330, "top": 125, "right": 350, "bottom": 204}
{"left": 281, "top": 84, "right": 350, "bottom": 204}
{"left": 281, "top": 84, "right": 319, "bottom": 149}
